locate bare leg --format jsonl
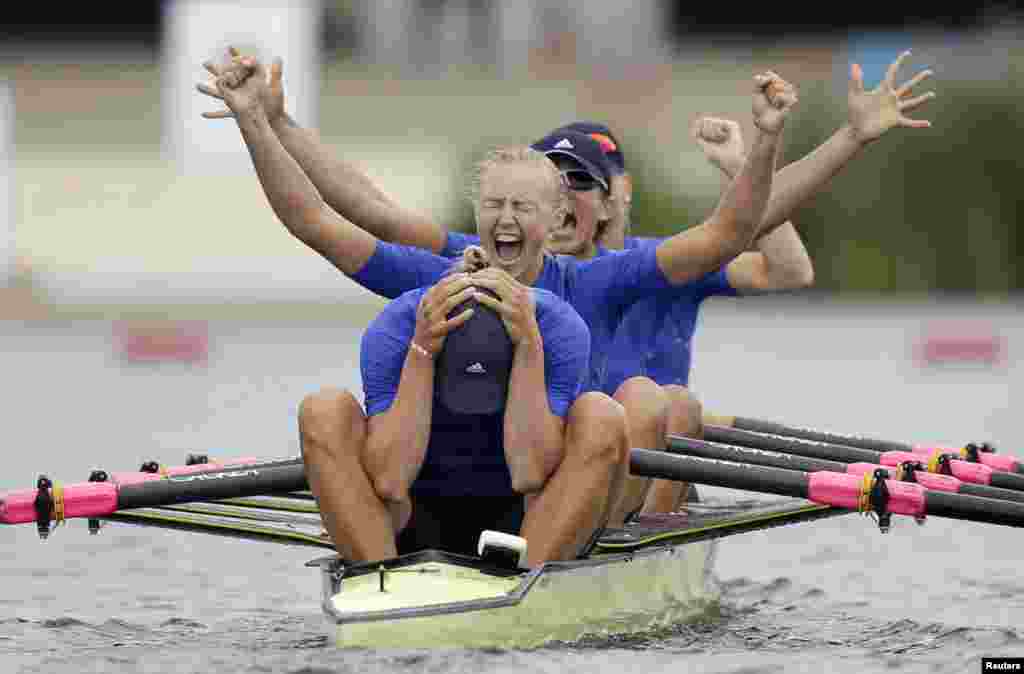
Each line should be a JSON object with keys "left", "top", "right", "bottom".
{"left": 299, "top": 387, "right": 402, "bottom": 562}
{"left": 606, "top": 377, "right": 668, "bottom": 526}
{"left": 519, "top": 392, "right": 629, "bottom": 566}
{"left": 641, "top": 384, "right": 702, "bottom": 513}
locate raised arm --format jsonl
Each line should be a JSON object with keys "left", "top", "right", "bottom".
{"left": 756, "top": 50, "right": 935, "bottom": 235}
{"left": 655, "top": 73, "right": 797, "bottom": 285}
{"left": 212, "top": 61, "right": 378, "bottom": 275}
{"left": 199, "top": 49, "right": 449, "bottom": 254}
{"left": 693, "top": 116, "right": 814, "bottom": 292}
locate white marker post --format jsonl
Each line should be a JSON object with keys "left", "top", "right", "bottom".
{"left": 161, "top": 0, "right": 322, "bottom": 175}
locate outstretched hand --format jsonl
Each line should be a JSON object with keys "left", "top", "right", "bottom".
{"left": 848, "top": 50, "right": 935, "bottom": 145}
{"left": 691, "top": 116, "right": 745, "bottom": 178}
{"left": 197, "top": 46, "right": 286, "bottom": 123}
{"left": 751, "top": 71, "right": 798, "bottom": 135}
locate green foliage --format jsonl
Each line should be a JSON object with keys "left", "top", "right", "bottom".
{"left": 627, "top": 77, "right": 1024, "bottom": 293}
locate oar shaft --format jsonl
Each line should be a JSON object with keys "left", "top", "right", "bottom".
{"left": 630, "top": 449, "right": 810, "bottom": 499}
{"left": 631, "top": 450, "right": 1024, "bottom": 528}
{"left": 672, "top": 436, "right": 1024, "bottom": 505}
{"left": 704, "top": 425, "right": 881, "bottom": 464}
{"left": 706, "top": 425, "right": 1024, "bottom": 493}
{"left": 667, "top": 436, "right": 848, "bottom": 473}
{"left": 728, "top": 416, "right": 911, "bottom": 454}
{"left": 925, "top": 491, "right": 1024, "bottom": 528}
{"left": 1, "top": 461, "right": 308, "bottom": 525}
{"left": 721, "top": 415, "right": 1022, "bottom": 475}
{"left": 116, "top": 463, "right": 308, "bottom": 509}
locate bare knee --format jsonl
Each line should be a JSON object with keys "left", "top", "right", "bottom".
{"left": 566, "top": 392, "right": 629, "bottom": 468}
{"left": 663, "top": 385, "right": 702, "bottom": 437}
{"left": 297, "top": 387, "right": 365, "bottom": 461}
{"left": 614, "top": 376, "right": 668, "bottom": 442}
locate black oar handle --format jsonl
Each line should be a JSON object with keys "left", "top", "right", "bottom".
{"left": 116, "top": 463, "right": 308, "bottom": 509}
{"left": 705, "top": 425, "right": 881, "bottom": 464}
{"left": 731, "top": 416, "right": 912, "bottom": 454}
{"left": 630, "top": 449, "right": 809, "bottom": 499}
{"left": 989, "top": 471, "right": 1024, "bottom": 493}
{"left": 667, "top": 436, "right": 848, "bottom": 474}
{"left": 926, "top": 490, "right": 1024, "bottom": 528}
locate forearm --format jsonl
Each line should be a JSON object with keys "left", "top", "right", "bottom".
{"left": 503, "top": 335, "right": 564, "bottom": 493}
{"left": 364, "top": 350, "right": 435, "bottom": 503}
{"left": 657, "top": 129, "right": 777, "bottom": 285}
{"left": 271, "top": 114, "right": 447, "bottom": 253}
{"left": 236, "top": 109, "right": 376, "bottom": 274}
{"left": 758, "top": 124, "right": 862, "bottom": 234}
{"left": 755, "top": 223, "right": 815, "bottom": 289}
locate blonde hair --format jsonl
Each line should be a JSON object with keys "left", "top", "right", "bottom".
{"left": 467, "top": 146, "right": 569, "bottom": 216}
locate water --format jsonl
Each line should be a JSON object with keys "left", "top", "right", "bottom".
{"left": 1, "top": 298, "right": 1021, "bottom": 673}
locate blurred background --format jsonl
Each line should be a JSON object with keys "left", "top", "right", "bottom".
{"left": 0, "top": 0, "right": 1021, "bottom": 322}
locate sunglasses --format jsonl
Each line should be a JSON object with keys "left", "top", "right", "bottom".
{"left": 561, "top": 169, "right": 602, "bottom": 192}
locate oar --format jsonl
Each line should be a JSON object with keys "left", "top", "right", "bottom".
{"left": 99, "top": 456, "right": 300, "bottom": 486}
{"left": 702, "top": 424, "right": 1024, "bottom": 494}
{"left": 705, "top": 413, "right": 1021, "bottom": 475}
{"left": 668, "top": 435, "right": 1024, "bottom": 505}
{"left": 630, "top": 449, "right": 1024, "bottom": 531}
{"left": 1, "top": 460, "right": 307, "bottom": 537}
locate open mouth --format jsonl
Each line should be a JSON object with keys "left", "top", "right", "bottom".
{"left": 494, "top": 233, "right": 524, "bottom": 263}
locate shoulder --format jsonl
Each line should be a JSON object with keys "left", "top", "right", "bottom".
{"left": 366, "top": 288, "right": 424, "bottom": 335}
{"left": 625, "top": 235, "right": 664, "bottom": 249}
{"left": 532, "top": 288, "right": 588, "bottom": 338}
{"left": 440, "top": 230, "right": 480, "bottom": 259}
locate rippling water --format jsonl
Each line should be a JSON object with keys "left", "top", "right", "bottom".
{"left": 1, "top": 298, "right": 1020, "bottom": 673}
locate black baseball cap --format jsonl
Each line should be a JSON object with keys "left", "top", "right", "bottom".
{"left": 553, "top": 121, "right": 626, "bottom": 175}
{"left": 435, "top": 289, "right": 514, "bottom": 416}
{"left": 531, "top": 130, "right": 613, "bottom": 192}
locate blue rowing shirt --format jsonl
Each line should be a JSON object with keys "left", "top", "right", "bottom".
{"left": 602, "top": 236, "right": 736, "bottom": 392}
{"left": 353, "top": 236, "right": 677, "bottom": 393}
{"left": 361, "top": 286, "right": 590, "bottom": 498}
{"left": 438, "top": 231, "right": 737, "bottom": 392}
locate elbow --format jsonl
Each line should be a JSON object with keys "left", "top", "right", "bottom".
{"left": 507, "top": 441, "right": 561, "bottom": 495}
{"left": 372, "top": 474, "right": 409, "bottom": 505}
{"left": 797, "top": 264, "right": 815, "bottom": 289}
{"left": 714, "top": 208, "right": 760, "bottom": 257}
{"left": 769, "top": 265, "right": 814, "bottom": 292}
{"left": 787, "top": 259, "right": 815, "bottom": 290}
{"left": 509, "top": 469, "right": 545, "bottom": 496}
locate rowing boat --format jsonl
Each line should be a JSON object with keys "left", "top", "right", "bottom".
{"left": 311, "top": 496, "right": 841, "bottom": 649}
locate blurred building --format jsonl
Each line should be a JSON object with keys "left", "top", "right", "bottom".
{"left": 348, "top": 1, "right": 674, "bottom": 76}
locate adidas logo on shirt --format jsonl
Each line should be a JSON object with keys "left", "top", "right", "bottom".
{"left": 553, "top": 138, "right": 574, "bottom": 150}
{"left": 466, "top": 362, "right": 487, "bottom": 374}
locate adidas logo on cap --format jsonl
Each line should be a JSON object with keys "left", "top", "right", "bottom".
{"left": 553, "top": 138, "right": 574, "bottom": 150}
{"left": 466, "top": 362, "right": 487, "bottom": 374}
